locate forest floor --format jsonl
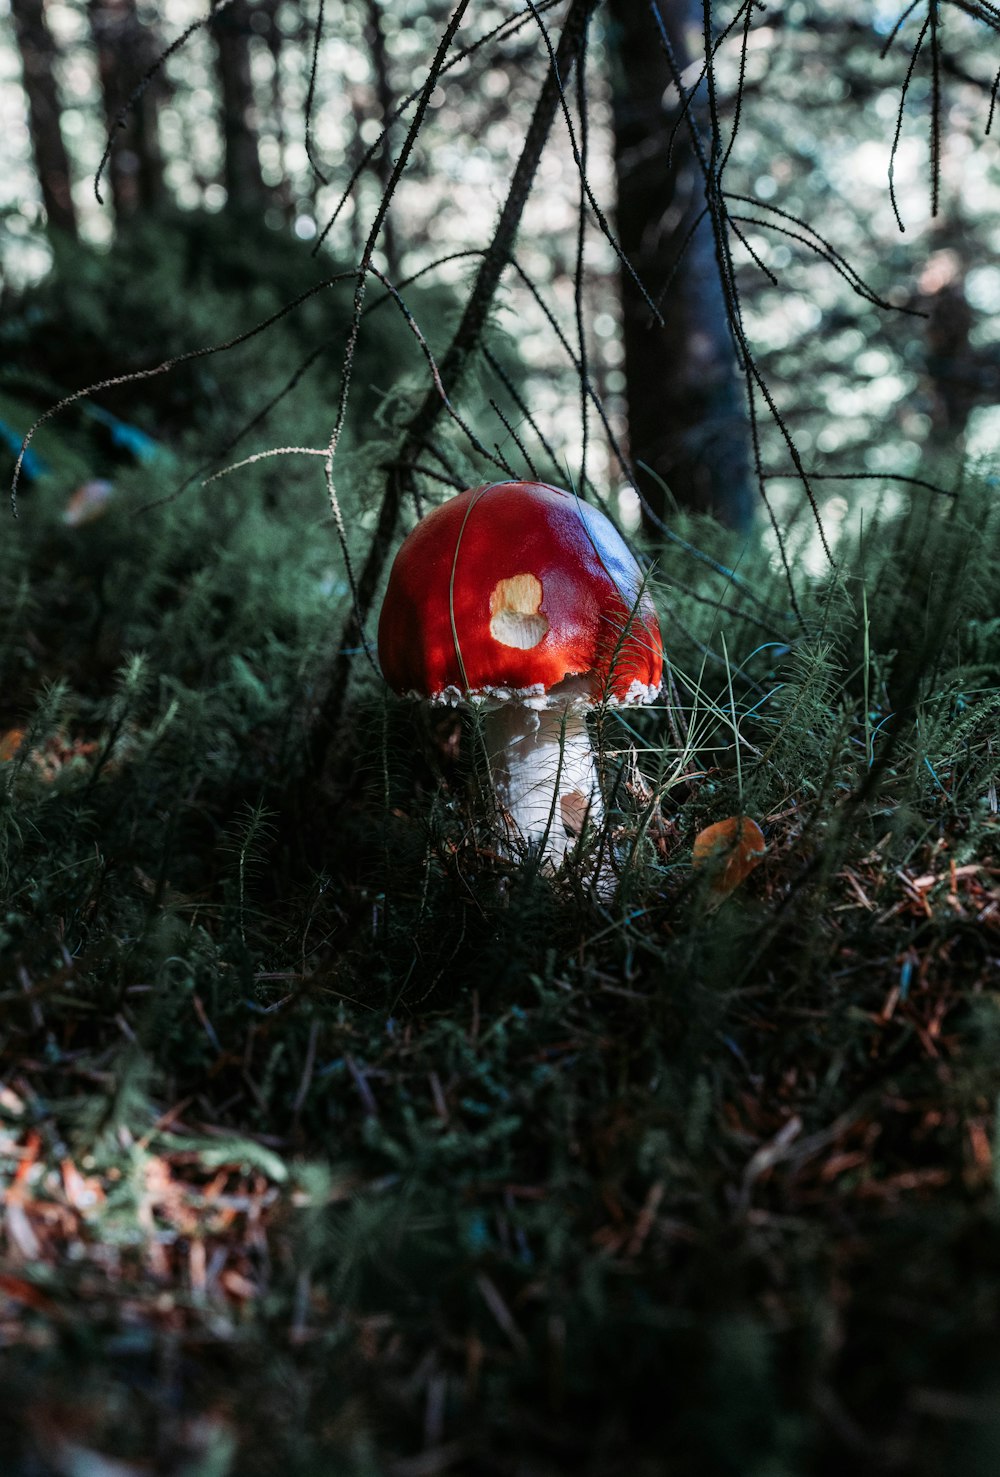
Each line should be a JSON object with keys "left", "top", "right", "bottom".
{"left": 1, "top": 226, "right": 1000, "bottom": 1477}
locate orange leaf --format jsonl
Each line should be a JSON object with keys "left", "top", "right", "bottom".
{"left": 12, "top": 1130, "right": 42, "bottom": 1190}
{"left": 0, "top": 1273, "right": 62, "bottom": 1317}
{"left": 0, "top": 729, "right": 26, "bottom": 763}
{"left": 692, "top": 816, "right": 767, "bottom": 896}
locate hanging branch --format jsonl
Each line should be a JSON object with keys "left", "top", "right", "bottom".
{"left": 573, "top": 2, "right": 593, "bottom": 492}
{"left": 930, "top": 0, "right": 942, "bottom": 215}
{"left": 483, "top": 345, "right": 561, "bottom": 472}
{"left": 718, "top": 0, "right": 759, "bottom": 177}
{"left": 887, "top": 7, "right": 932, "bottom": 230}
{"left": 94, "top": 0, "right": 239, "bottom": 205}
{"left": 762, "top": 470, "right": 956, "bottom": 498}
{"left": 985, "top": 58, "right": 1000, "bottom": 131}
{"left": 880, "top": 0, "right": 923, "bottom": 58}
{"left": 665, "top": 0, "right": 760, "bottom": 171}
{"left": 367, "top": 266, "right": 518, "bottom": 482}
{"left": 365, "top": 0, "right": 400, "bottom": 278}
{"left": 879, "top": 0, "right": 1000, "bottom": 224}
{"left": 314, "top": 0, "right": 474, "bottom": 689}
{"left": 506, "top": 254, "right": 789, "bottom": 617}
{"left": 650, "top": 0, "right": 831, "bottom": 597}
{"left": 526, "top": 0, "right": 662, "bottom": 325}
{"left": 303, "top": 0, "right": 329, "bottom": 185}
{"left": 311, "top": 0, "right": 564, "bottom": 255}
{"left": 307, "top": 0, "right": 599, "bottom": 778}
{"left": 725, "top": 203, "right": 924, "bottom": 312}
{"left": 646, "top": 5, "right": 821, "bottom": 605}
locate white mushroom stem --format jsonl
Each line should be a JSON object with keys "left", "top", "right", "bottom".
{"left": 479, "top": 704, "right": 603, "bottom": 868}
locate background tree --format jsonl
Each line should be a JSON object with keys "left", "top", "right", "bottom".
{"left": 363, "top": 0, "right": 401, "bottom": 279}
{"left": 211, "top": 0, "right": 272, "bottom": 214}
{"left": 9, "top": 0, "right": 76, "bottom": 238}
{"left": 88, "top": 0, "right": 165, "bottom": 219}
{"left": 6, "top": 0, "right": 1000, "bottom": 559}
{"left": 607, "top": 0, "right": 753, "bottom": 530}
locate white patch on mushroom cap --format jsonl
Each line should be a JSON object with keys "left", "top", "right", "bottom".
{"left": 489, "top": 573, "right": 549, "bottom": 650}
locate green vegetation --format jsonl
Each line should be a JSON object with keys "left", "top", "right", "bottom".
{"left": 1, "top": 237, "right": 999, "bottom": 1477}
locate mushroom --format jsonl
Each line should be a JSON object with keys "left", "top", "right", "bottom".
{"left": 377, "top": 480, "right": 663, "bottom": 875}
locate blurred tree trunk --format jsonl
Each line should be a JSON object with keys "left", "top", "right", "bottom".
{"left": 607, "top": 0, "right": 752, "bottom": 531}
{"left": 365, "top": 0, "right": 400, "bottom": 279}
{"left": 212, "top": 0, "right": 269, "bottom": 214}
{"left": 88, "top": 0, "right": 165, "bottom": 220}
{"left": 10, "top": 0, "right": 77, "bottom": 238}
{"left": 260, "top": 0, "right": 294, "bottom": 222}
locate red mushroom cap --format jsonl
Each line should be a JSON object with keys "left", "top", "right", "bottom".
{"left": 377, "top": 481, "right": 663, "bottom": 705}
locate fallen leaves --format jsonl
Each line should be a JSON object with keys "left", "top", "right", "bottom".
{"left": 0, "top": 1119, "right": 286, "bottom": 1334}
{"left": 0, "top": 728, "right": 26, "bottom": 762}
{"left": 0, "top": 727, "right": 98, "bottom": 781}
{"left": 692, "top": 815, "right": 767, "bottom": 897}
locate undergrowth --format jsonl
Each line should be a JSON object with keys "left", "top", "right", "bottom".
{"left": 1, "top": 244, "right": 999, "bottom": 1477}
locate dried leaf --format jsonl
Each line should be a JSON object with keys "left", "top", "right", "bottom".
{"left": 3, "top": 1200, "right": 41, "bottom": 1260}
{"left": 0, "top": 1274, "right": 63, "bottom": 1318}
{"left": 692, "top": 816, "right": 767, "bottom": 896}
{"left": 0, "top": 729, "right": 26, "bottom": 762}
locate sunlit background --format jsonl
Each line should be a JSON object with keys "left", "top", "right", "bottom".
{"left": 3, "top": 0, "right": 1000, "bottom": 569}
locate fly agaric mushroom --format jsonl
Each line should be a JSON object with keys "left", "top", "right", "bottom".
{"left": 378, "top": 480, "right": 663, "bottom": 873}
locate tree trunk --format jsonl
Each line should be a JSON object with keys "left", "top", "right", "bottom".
{"left": 606, "top": 0, "right": 752, "bottom": 530}
{"left": 9, "top": 0, "right": 77, "bottom": 238}
{"left": 261, "top": 0, "right": 294, "bottom": 222}
{"left": 88, "top": 0, "right": 165, "bottom": 220}
{"left": 365, "top": 0, "right": 400, "bottom": 280}
{"left": 211, "top": 0, "right": 270, "bottom": 215}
